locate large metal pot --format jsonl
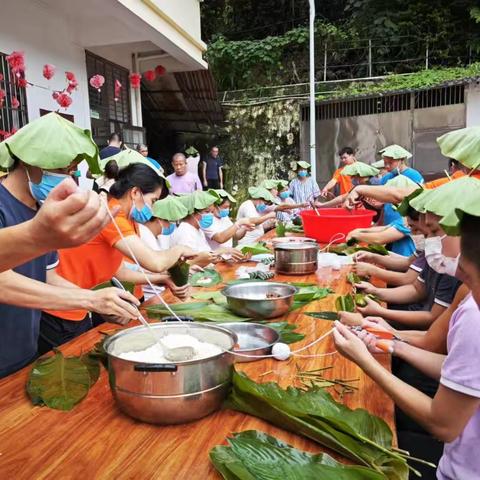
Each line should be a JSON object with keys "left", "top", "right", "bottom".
{"left": 274, "top": 242, "right": 319, "bottom": 275}
{"left": 222, "top": 281, "right": 297, "bottom": 319}
{"left": 104, "top": 322, "right": 237, "bottom": 425}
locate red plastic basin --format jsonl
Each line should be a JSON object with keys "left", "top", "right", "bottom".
{"left": 300, "top": 208, "right": 376, "bottom": 244}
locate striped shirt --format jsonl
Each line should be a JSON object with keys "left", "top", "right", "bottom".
{"left": 289, "top": 177, "right": 320, "bottom": 205}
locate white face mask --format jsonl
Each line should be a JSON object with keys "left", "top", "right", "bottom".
{"left": 411, "top": 234, "right": 425, "bottom": 252}
{"left": 425, "top": 235, "right": 459, "bottom": 275}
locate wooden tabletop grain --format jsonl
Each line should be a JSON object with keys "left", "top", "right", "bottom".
{"left": 0, "top": 235, "right": 394, "bottom": 479}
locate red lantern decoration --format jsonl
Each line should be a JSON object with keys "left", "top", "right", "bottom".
{"left": 43, "top": 64, "right": 55, "bottom": 80}
{"left": 56, "top": 92, "right": 72, "bottom": 109}
{"left": 114, "top": 79, "right": 122, "bottom": 101}
{"left": 129, "top": 72, "right": 141, "bottom": 89}
{"left": 11, "top": 97, "right": 20, "bottom": 109}
{"left": 89, "top": 74, "right": 105, "bottom": 91}
{"left": 6, "top": 51, "right": 25, "bottom": 76}
{"left": 143, "top": 70, "right": 156, "bottom": 82}
{"left": 155, "top": 65, "right": 166, "bottom": 76}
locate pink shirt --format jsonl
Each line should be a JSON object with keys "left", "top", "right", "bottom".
{"left": 167, "top": 171, "right": 202, "bottom": 194}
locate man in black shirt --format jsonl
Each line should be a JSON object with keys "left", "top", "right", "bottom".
{"left": 201, "top": 146, "right": 223, "bottom": 189}
{"left": 99, "top": 132, "right": 122, "bottom": 160}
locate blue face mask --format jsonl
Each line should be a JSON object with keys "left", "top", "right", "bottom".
{"left": 161, "top": 222, "right": 176, "bottom": 236}
{"left": 256, "top": 202, "right": 267, "bottom": 213}
{"left": 130, "top": 194, "right": 153, "bottom": 224}
{"left": 298, "top": 170, "right": 308, "bottom": 178}
{"left": 219, "top": 208, "right": 230, "bottom": 218}
{"left": 27, "top": 171, "right": 69, "bottom": 203}
{"left": 279, "top": 191, "right": 290, "bottom": 199}
{"left": 199, "top": 212, "right": 214, "bottom": 229}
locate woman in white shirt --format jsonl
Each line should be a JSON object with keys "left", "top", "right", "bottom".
{"left": 137, "top": 196, "right": 190, "bottom": 300}
{"left": 171, "top": 191, "right": 244, "bottom": 263}
{"left": 236, "top": 186, "right": 277, "bottom": 246}
{"left": 202, "top": 189, "right": 254, "bottom": 250}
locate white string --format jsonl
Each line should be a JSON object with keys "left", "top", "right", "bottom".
{"left": 101, "top": 197, "right": 184, "bottom": 323}
{"left": 320, "top": 232, "right": 346, "bottom": 251}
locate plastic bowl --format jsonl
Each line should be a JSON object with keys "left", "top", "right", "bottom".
{"left": 300, "top": 208, "right": 376, "bottom": 244}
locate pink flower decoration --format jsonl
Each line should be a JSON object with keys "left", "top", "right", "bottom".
{"left": 11, "top": 97, "right": 20, "bottom": 109}
{"left": 43, "top": 64, "right": 56, "bottom": 80}
{"left": 89, "top": 74, "right": 105, "bottom": 91}
{"left": 65, "top": 71, "right": 76, "bottom": 82}
{"left": 6, "top": 51, "right": 25, "bottom": 75}
{"left": 114, "top": 79, "right": 122, "bottom": 101}
{"left": 129, "top": 72, "right": 141, "bottom": 89}
{"left": 66, "top": 79, "right": 78, "bottom": 94}
{"left": 52, "top": 91, "right": 60, "bottom": 100}
{"left": 0, "top": 89, "right": 5, "bottom": 107}
{"left": 155, "top": 65, "right": 166, "bottom": 76}
{"left": 56, "top": 92, "right": 72, "bottom": 108}
{"left": 17, "top": 77, "right": 28, "bottom": 88}
{"left": 0, "top": 73, "right": 3, "bottom": 82}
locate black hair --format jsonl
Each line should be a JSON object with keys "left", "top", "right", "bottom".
{"left": 448, "top": 158, "right": 460, "bottom": 169}
{"left": 339, "top": 147, "right": 354, "bottom": 156}
{"left": 460, "top": 213, "right": 480, "bottom": 270}
{"left": 109, "top": 132, "right": 122, "bottom": 143}
{"left": 104, "top": 160, "right": 119, "bottom": 179}
{"left": 405, "top": 206, "right": 420, "bottom": 221}
{"left": 109, "top": 163, "right": 164, "bottom": 199}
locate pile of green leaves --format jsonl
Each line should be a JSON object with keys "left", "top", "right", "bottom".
{"left": 291, "top": 284, "right": 333, "bottom": 310}
{"left": 225, "top": 371, "right": 419, "bottom": 479}
{"left": 328, "top": 243, "right": 389, "bottom": 256}
{"left": 26, "top": 350, "right": 100, "bottom": 411}
{"left": 190, "top": 268, "right": 223, "bottom": 287}
{"left": 210, "top": 430, "right": 385, "bottom": 480}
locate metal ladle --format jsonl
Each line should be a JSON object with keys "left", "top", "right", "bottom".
{"left": 111, "top": 277, "right": 195, "bottom": 362}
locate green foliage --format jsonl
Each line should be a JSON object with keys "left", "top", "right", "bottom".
{"left": 206, "top": 21, "right": 350, "bottom": 90}
{"left": 317, "top": 63, "right": 480, "bottom": 100}
{"left": 210, "top": 430, "right": 385, "bottom": 480}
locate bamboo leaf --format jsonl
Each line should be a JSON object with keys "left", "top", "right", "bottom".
{"left": 190, "top": 268, "right": 223, "bottom": 287}
{"left": 168, "top": 260, "right": 190, "bottom": 286}
{"left": 92, "top": 279, "right": 135, "bottom": 294}
{"left": 210, "top": 430, "right": 385, "bottom": 480}
{"left": 305, "top": 311, "right": 339, "bottom": 321}
{"left": 224, "top": 371, "right": 412, "bottom": 480}
{"left": 26, "top": 351, "right": 94, "bottom": 411}
{"left": 259, "top": 321, "right": 305, "bottom": 344}
{"left": 240, "top": 242, "right": 272, "bottom": 255}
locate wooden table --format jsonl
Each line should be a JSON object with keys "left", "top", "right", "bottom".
{"left": 0, "top": 238, "right": 394, "bottom": 479}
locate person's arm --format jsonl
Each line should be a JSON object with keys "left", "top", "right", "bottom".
{"left": 249, "top": 211, "right": 276, "bottom": 226}
{"left": 114, "top": 236, "right": 194, "bottom": 274}
{"left": 354, "top": 250, "right": 414, "bottom": 271}
{"left": 219, "top": 165, "right": 224, "bottom": 189}
{"left": 0, "top": 179, "right": 112, "bottom": 273}
{"left": 315, "top": 193, "right": 346, "bottom": 208}
{"left": 211, "top": 219, "right": 252, "bottom": 245}
{"left": 201, "top": 161, "right": 207, "bottom": 187}
{"left": 354, "top": 262, "right": 419, "bottom": 286}
{"left": 343, "top": 185, "right": 417, "bottom": 209}
{"left": 320, "top": 177, "right": 338, "bottom": 196}
{"left": 347, "top": 226, "right": 405, "bottom": 245}
{"left": 114, "top": 265, "right": 190, "bottom": 299}
{"left": 333, "top": 322, "right": 480, "bottom": 443}
{"left": 356, "top": 281, "right": 425, "bottom": 304}
{"left": 0, "top": 270, "right": 139, "bottom": 318}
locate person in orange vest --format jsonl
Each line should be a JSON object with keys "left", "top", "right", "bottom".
{"left": 320, "top": 146, "right": 357, "bottom": 197}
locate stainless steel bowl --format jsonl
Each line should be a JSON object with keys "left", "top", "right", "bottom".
{"left": 274, "top": 242, "right": 319, "bottom": 275}
{"left": 221, "top": 282, "right": 297, "bottom": 319}
{"left": 104, "top": 322, "right": 237, "bottom": 425}
{"left": 221, "top": 322, "right": 280, "bottom": 362}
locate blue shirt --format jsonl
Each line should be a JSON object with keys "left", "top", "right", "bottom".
{"left": 203, "top": 155, "right": 223, "bottom": 180}
{"left": 146, "top": 156, "right": 163, "bottom": 172}
{"left": 0, "top": 184, "right": 58, "bottom": 377}
{"left": 289, "top": 177, "right": 320, "bottom": 204}
{"left": 380, "top": 167, "right": 424, "bottom": 185}
{"left": 99, "top": 145, "right": 121, "bottom": 160}
{"left": 387, "top": 219, "right": 415, "bottom": 257}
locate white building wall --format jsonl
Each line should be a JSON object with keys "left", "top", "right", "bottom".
{"left": 466, "top": 82, "right": 480, "bottom": 127}
{"left": 0, "top": 0, "right": 91, "bottom": 129}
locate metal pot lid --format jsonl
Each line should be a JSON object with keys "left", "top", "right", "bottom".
{"left": 274, "top": 242, "right": 319, "bottom": 250}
